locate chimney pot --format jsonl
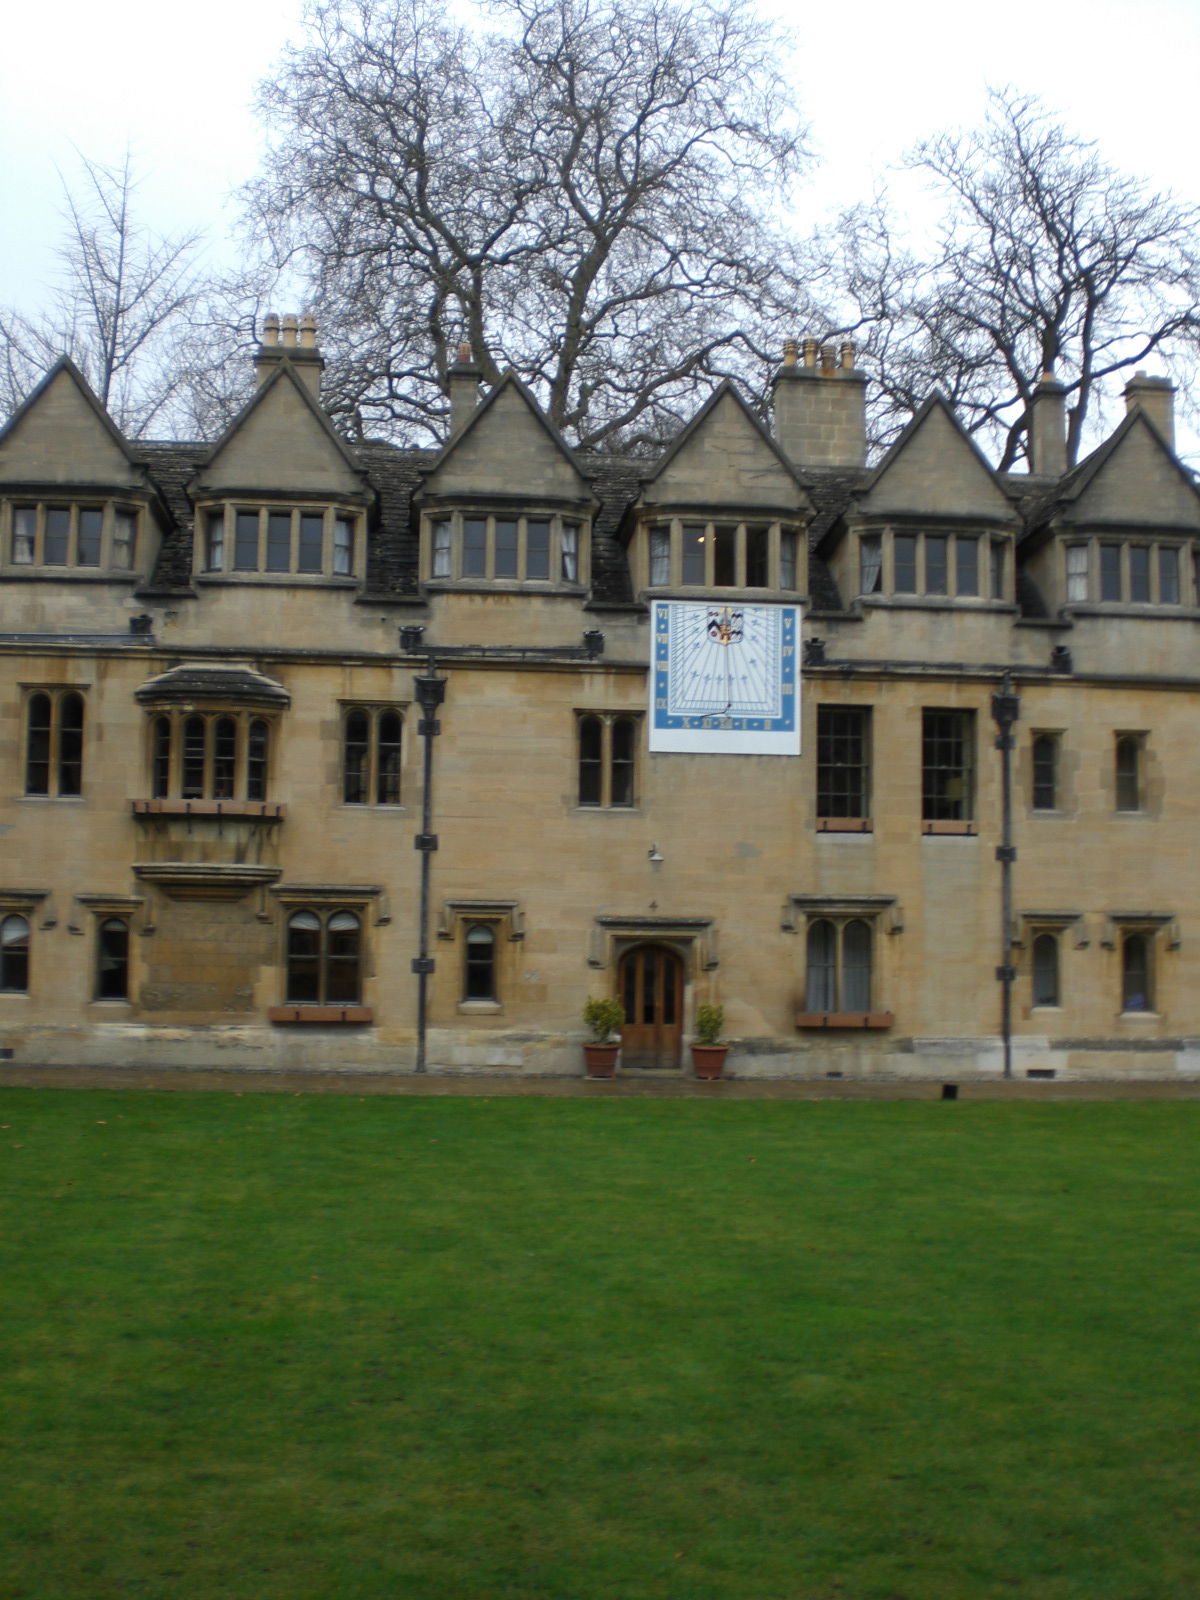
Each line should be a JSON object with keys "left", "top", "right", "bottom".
{"left": 262, "top": 313, "right": 280, "bottom": 346}
{"left": 782, "top": 338, "right": 798, "bottom": 368}
{"left": 801, "top": 337, "right": 819, "bottom": 369}
{"left": 299, "top": 313, "right": 317, "bottom": 349}
{"left": 840, "top": 341, "right": 856, "bottom": 371}
{"left": 281, "top": 314, "right": 299, "bottom": 348}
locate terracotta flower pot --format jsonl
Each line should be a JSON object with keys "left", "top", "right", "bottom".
{"left": 691, "top": 1043, "right": 728, "bottom": 1080}
{"left": 583, "top": 1042, "right": 620, "bottom": 1078}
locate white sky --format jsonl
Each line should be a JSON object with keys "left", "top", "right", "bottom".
{"left": 1, "top": 0, "right": 1198, "bottom": 423}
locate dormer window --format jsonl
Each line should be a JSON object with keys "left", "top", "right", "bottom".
{"left": 643, "top": 519, "right": 800, "bottom": 592}
{"left": 425, "top": 512, "right": 584, "bottom": 584}
{"left": 199, "top": 505, "right": 358, "bottom": 578}
{"left": 6, "top": 501, "right": 139, "bottom": 571}
{"left": 857, "top": 529, "right": 1008, "bottom": 601}
{"left": 1064, "top": 537, "right": 1187, "bottom": 607}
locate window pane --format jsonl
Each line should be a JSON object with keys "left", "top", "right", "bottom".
{"left": 204, "top": 511, "right": 225, "bottom": 571}
{"left": 560, "top": 524, "right": 579, "bottom": 583}
{"left": 234, "top": 512, "right": 259, "bottom": 570}
{"left": 745, "top": 526, "right": 769, "bottom": 587}
{"left": 44, "top": 507, "right": 70, "bottom": 565}
{"left": 463, "top": 518, "right": 487, "bottom": 577}
{"left": 806, "top": 920, "right": 837, "bottom": 1012}
{"left": 649, "top": 526, "right": 670, "bottom": 586}
{"left": 955, "top": 535, "right": 979, "bottom": 596}
{"left": 1031, "top": 734, "right": 1057, "bottom": 810}
{"left": 266, "top": 512, "right": 292, "bottom": 572}
{"left": 326, "top": 913, "right": 361, "bottom": 1003}
{"left": 376, "top": 711, "right": 402, "bottom": 804}
{"left": 112, "top": 509, "right": 136, "bottom": 569}
{"left": 286, "top": 912, "right": 322, "bottom": 1003}
{"left": 213, "top": 717, "right": 237, "bottom": 798}
{"left": 1115, "top": 735, "right": 1140, "bottom": 811}
{"left": 610, "top": 717, "right": 636, "bottom": 807}
{"left": 578, "top": 715, "right": 603, "bottom": 806}
{"left": 859, "top": 534, "right": 882, "bottom": 594}
{"left": 298, "top": 514, "right": 324, "bottom": 574}
{"left": 681, "top": 525, "right": 706, "bottom": 585}
{"left": 494, "top": 518, "right": 518, "bottom": 578}
{"left": 1065, "top": 544, "right": 1087, "bottom": 602}
{"left": 58, "top": 692, "right": 84, "bottom": 797}
{"left": 842, "top": 921, "right": 872, "bottom": 1011}
{"left": 333, "top": 516, "right": 354, "bottom": 576}
{"left": 1122, "top": 934, "right": 1151, "bottom": 1012}
{"left": 1129, "top": 545, "right": 1151, "bottom": 603}
{"left": 526, "top": 520, "right": 550, "bottom": 580}
{"left": 923, "top": 709, "right": 973, "bottom": 820}
{"left": 153, "top": 715, "right": 172, "bottom": 798}
{"left": 991, "top": 539, "right": 1008, "bottom": 600}
{"left": 1032, "top": 934, "right": 1059, "bottom": 1007}
{"left": 13, "top": 506, "right": 36, "bottom": 564}
{"left": 779, "top": 530, "right": 797, "bottom": 591}
{"left": 431, "top": 519, "right": 452, "bottom": 578}
{"left": 1, "top": 914, "right": 29, "bottom": 992}
{"left": 97, "top": 919, "right": 130, "bottom": 1000}
{"left": 1100, "top": 543, "right": 1122, "bottom": 601}
{"left": 1159, "top": 546, "right": 1180, "bottom": 605}
{"left": 817, "top": 705, "right": 869, "bottom": 818}
{"left": 464, "top": 924, "right": 496, "bottom": 1000}
{"left": 893, "top": 534, "right": 917, "bottom": 593}
{"left": 182, "top": 715, "right": 207, "bottom": 798}
{"left": 77, "top": 508, "right": 103, "bottom": 566}
{"left": 26, "top": 692, "right": 51, "bottom": 795}
{"left": 925, "top": 534, "right": 948, "bottom": 596}
{"left": 247, "top": 720, "right": 269, "bottom": 802}
{"left": 713, "top": 526, "right": 736, "bottom": 586}
{"left": 343, "top": 709, "right": 370, "bottom": 804}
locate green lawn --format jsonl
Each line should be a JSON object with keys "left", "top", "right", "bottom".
{"left": 2, "top": 1091, "right": 1198, "bottom": 1600}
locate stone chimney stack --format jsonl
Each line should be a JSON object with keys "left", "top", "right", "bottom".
{"left": 1123, "top": 371, "right": 1175, "bottom": 450}
{"left": 772, "top": 336, "right": 867, "bottom": 468}
{"left": 1029, "top": 370, "right": 1067, "bottom": 477}
{"left": 255, "top": 311, "right": 325, "bottom": 401}
{"left": 446, "top": 340, "right": 482, "bottom": 437}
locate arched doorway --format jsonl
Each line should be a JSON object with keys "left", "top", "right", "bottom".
{"left": 618, "top": 943, "right": 684, "bottom": 1069}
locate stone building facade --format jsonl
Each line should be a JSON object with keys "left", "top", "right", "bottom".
{"left": 2, "top": 320, "right": 1198, "bottom": 1081}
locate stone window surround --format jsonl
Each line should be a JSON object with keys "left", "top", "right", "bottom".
{"left": 1063, "top": 532, "right": 1193, "bottom": 608}
{"left": 640, "top": 515, "right": 802, "bottom": 594}
{"left": 576, "top": 710, "right": 641, "bottom": 809}
{"left": 785, "top": 894, "right": 898, "bottom": 1030}
{"left": 341, "top": 702, "right": 406, "bottom": 808}
{"left": 2, "top": 497, "right": 142, "bottom": 574}
{"left": 856, "top": 522, "right": 1010, "bottom": 603}
{"left": 196, "top": 500, "right": 362, "bottom": 581}
{"left": 422, "top": 507, "right": 587, "bottom": 587}
{"left": 267, "top": 884, "right": 382, "bottom": 1024}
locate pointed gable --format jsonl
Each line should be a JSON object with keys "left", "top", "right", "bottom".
{"left": 0, "top": 360, "right": 138, "bottom": 486}
{"left": 1063, "top": 412, "right": 1200, "bottom": 530}
{"left": 642, "top": 383, "right": 808, "bottom": 512}
{"left": 861, "top": 398, "right": 1016, "bottom": 522}
{"left": 423, "top": 374, "right": 588, "bottom": 502}
{"left": 197, "top": 366, "right": 364, "bottom": 496}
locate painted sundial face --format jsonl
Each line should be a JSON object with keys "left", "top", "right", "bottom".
{"left": 649, "top": 600, "right": 800, "bottom": 755}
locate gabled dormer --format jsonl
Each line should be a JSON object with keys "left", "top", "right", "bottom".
{"left": 634, "top": 382, "right": 810, "bottom": 596}
{"left": 840, "top": 396, "right": 1020, "bottom": 607}
{"left": 188, "top": 340, "right": 372, "bottom": 585}
{"left": 418, "top": 372, "right": 594, "bottom": 588}
{"left": 0, "top": 359, "right": 160, "bottom": 580}
{"left": 1028, "top": 389, "right": 1200, "bottom": 614}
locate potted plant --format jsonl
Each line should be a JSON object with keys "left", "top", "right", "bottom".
{"left": 691, "top": 1003, "right": 728, "bottom": 1080}
{"left": 582, "top": 996, "right": 625, "bottom": 1078}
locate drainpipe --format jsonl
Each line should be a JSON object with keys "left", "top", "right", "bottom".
{"left": 412, "top": 662, "right": 446, "bottom": 1074}
{"left": 991, "top": 674, "right": 1021, "bottom": 1080}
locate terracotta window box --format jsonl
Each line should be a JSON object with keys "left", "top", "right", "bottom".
{"left": 816, "top": 817, "right": 874, "bottom": 834}
{"left": 921, "top": 820, "right": 977, "bottom": 836}
{"left": 795, "top": 1011, "right": 895, "bottom": 1030}
{"left": 267, "top": 1005, "right": 374, "bottom": 1024}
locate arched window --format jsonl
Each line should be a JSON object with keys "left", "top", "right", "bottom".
{"left": 805, "top": 920, "right": 837, "bottom": 1013}
{"left": 342, "top": 707, "right": 404, "bottom": 806}
{"left": 806, "top": 917, "right": 874, "bottom": 1014}
{"left": 577, "top": 713, "right": 639, "bottom": 807}
{"left": 842, "top": 920, "right": 872, "bottom": 1011}
{"left": 150, "top": 711, "right": 273, "bottom": 801}
{"left": 1115, "top": 735, "right": 1142, "bottom": 812}
{"left": 464, "top": 924, "right": 497, "bottom": 1001}
{"left": 578, "top": 715, "right": 603, "bottom": 805}
{"left": 1122, "top": 934, "right": 1152, "bottom": 1013}
{"left": 25, "top": 689, "right": 85, "bottom": 796}
{"left": 1032, "top": 933, "right": 1060, "bottom": 1007}
{"left": 96, "top": 918, "right": 130, "bottom": 1000}
{"left": 0, "top": 915, "right": 30, "bottom": 992}
{"left": 286, "top": 909, "right": 362, "bottom": 1005}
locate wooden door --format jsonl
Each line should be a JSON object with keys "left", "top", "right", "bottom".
{"left": 619, "top": 944, "right": 683, "bottom": 1069}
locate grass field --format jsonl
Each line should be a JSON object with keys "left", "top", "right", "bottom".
{"left": 2, "top": 1090, "right": 1198, "bottom": 1600}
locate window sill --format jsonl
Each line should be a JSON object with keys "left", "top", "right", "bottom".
{"left": 132, "top": 799, "right": 286, "bottom": 820}
{"left": 796, "top": 1012, "right": 895, "bottom": 1030}
{"left": 457, "top": 1000, "right": 502, "bottom": 1015}
{"left": 816, "top": 817, "right": 873, "bottom": 833}
{"left": 922, "top": 820, "right": 977, "bottom": 836}
{"left": 1118, "top": 1009, "right": 1160, "bottom": 1021}
{"left": 423, "top": 578, "right": 586, "bottom": 596}
{"left": 195, "top": 574, "right": 360, "bottom": 589}
{"left": 0, "top": 568, "right": 142, "bottom": 583}
{"left": 268, "top": 1005, "right": 374, "bottom": 1024}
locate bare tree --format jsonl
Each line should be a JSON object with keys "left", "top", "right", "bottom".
{"left": 886, "top": 91, "right": 1200, "bottom": 469}
{"left": 0, "top": 154, "right": 211, "bottom": 436}
{"left": 245, "top": 0, "right": 814, "bottom": 447}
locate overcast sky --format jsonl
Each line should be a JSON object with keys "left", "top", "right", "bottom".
{"left": 2, "top": 0, "right": 1198, "bottom": 422}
